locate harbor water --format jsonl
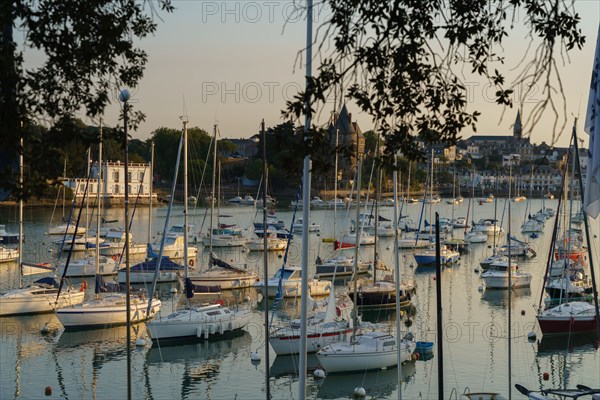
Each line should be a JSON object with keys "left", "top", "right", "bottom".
{"left": 0, "top": 198, "right": 599, "bottom": 399}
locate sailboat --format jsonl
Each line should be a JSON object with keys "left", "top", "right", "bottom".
{"left": 146, "top": 121, "right": 251, "bottom": 343}
{"left": 55, "top": 123, "right": 161, "bottom": 329}
{"left": 481, "top": 170, "right": 532, "bottom": 290}
{"left": 0, "top": 138, "right": 84, "bottom": 316}
{"left": 349, "top": 149, "right": 416, "bottom": 310}
{"left": 268, "top": 287, "right": 353, "bottom": 355}
{"left": 47, "top": 159, "right": 87, "bottom": 236}
{"left": 188, "top": 125, "right": 257, "bottom": 291}
{"left": 315, "top": 156, "right": 416, "bottom": 373}
{"left": 536, "top": 125, "right": 599, "bottom": 335}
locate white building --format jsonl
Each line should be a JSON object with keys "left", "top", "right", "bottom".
{"left": 67, "top": 161, "right": 156, "bottom": 207}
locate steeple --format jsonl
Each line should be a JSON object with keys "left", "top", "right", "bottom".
{"left": 513, "top": 110, "right": 522, "bottom": 140}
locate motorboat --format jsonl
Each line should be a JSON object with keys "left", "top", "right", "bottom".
{"left": 481, "top": 259, "right": 531, "bottom": 289}
{"left": 202, "top": 233, "right": 247, "bottom": 247}
{"left": 521, "top": 219, "right": 543, "bottom": 233}
{"left": 151, "top": 234, "right": 198, "bottom": 262}
{"left": 414, "top": 245, "right": 460, "bottom": 266}
{"left": 98, "top": 229, "right": 146, "bottom": 257}
{"left": 465, "top": 229, "right": 488, "bottom": 243}
{"left": 340, "top": 230, "right": 375, "bottom": 246}
{"left": 0, "top": 224, "right": 20, "bottom": 244}
{"left": 292, "top": 218, "right": 321, "bottom": 233}
{"left": 246, "top": 230, "right": 287, "bottom": 251}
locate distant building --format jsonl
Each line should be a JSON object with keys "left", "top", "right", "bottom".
{"left": 66, "top": 161, "right": 156, "bottom": 207}
{"left": 226, "top": 137, "right": 259, "bottom": 158}
{"left": 502, "top": 154, "right": 520, "bottom": 167}
{"left": 328, "top": 104, "right": 365, "bottom": 182}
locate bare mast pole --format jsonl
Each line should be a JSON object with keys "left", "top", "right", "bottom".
{"left": 261, "top": 119, "right": 270, "bottom": 399}
{"left": 298, "top": 0, "right": 313, "bottom": 396}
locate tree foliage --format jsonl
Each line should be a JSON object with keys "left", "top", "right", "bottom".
{"left": 284, "top": 0, "right": 584, "bottom": 167}
{"left": 1, "top": 0, "right": 173, "bottom": 198}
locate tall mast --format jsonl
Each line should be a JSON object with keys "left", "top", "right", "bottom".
{"left": 62, "top": 158, "right": 66, "bottom": 221}
{"left": 148, "top": 141, "right": 154, "bottom": 245}
{"left": 393, "top": 156, "right": 403, "bottom": 400}
{"left": 209, "top": 125, "right": 217, "bottom": 256}
{"left": 334, "top": 127, "right": 339, "bottom": 238}
{"left": 298, "top": 0, "right": 313, "bottom": 396}
{"left": 572, "top": 122, "right": 600, "bottom": 339}
{"left": 85, "top": 150, "right": 90, "bottom": 252}
{"left": 260, "top": 119, "right": 270, "bottom": 399}
{"left": 18, "top": 136, "right": 23, "bottom": 288}
{"left": 95, "top": 121, "right": 102, "bottom": 291}
{"left": 352, "top": 156, "right": 362, "bottom": 341}
{"left": 507, "top": 165, "right": 513, "bottom": 400}
{"left": 182, "top": 119, "right": 189, "bottom": 302}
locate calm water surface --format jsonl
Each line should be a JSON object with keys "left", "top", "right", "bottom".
{"left": 0, "top": 198, "right": 599, "bottom": 399}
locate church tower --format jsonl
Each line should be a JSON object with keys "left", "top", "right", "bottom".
{"left": 513, "top": 110, "right": 522, "bottom": 140}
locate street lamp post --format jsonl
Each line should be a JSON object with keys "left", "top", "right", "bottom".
{"left": 119, "top": 89, "right": 132, "bottom": 400}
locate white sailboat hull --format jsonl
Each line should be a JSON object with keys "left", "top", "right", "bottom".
{"left": 56, "top": 295, "right": 161, "bottom": 328}
{"left": 255, "top": 279, "right": 331, "bottom": 298}
{"left": 0, "top": 288, "right": 85, "bottom": 316}
{"left": 188, "top": 273, "right": 258, "bottom": 290}
{"left": 147, "top": 304, "right": 252, "bottom": 341}
{"left": 316, "top": 332, "right": 416, "bottom": 372}
{"left": 118, "top": 270, "right": 180, "bottom": 283}
{"left": 269, "top": 321, "right": 353, "bottom": 355}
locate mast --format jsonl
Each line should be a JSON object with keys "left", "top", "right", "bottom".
{"left": 18, "top": 136, "right": 23, "bottom": 288}
{"left": 260, "top": 119, "right": 270, "bottom": 399}
{"left": 182, "top": 119, "right": 189, "bottom": 303}
{"left": 298, "top": 0, "right": 313, "bottom": 396}
{"left": 393, "top": 156, "right": 403, "bottom": 400}
{"left": 352, "top": 156, "right": 362, "bottom": 340}
{"left": 148, "top": 141, "right": 154, "bottom": 245}
{"left": 334, "top": 127, "right": 339, "bottom": 238}
{"left": 62, "top": 158, "right": 66, "bottom": 221}
{"left": 209, "top": 125, "right": 217, "bottom": 256}
{"left": 120, "top": 89, "right": 132, "bottom": 400}
{"left": 435, "top": 212, "right": 443, "bottom": 399}
{"left": 373, "top": 134, "right": 380, "bottom": 283}
{"left": 507, "top": 165, "right": 513, "bottom": 400}
{"left": 95, "top": 121, "right": 102, "bottom": 294}
{"left": 85, "top": 150, "right": 90, "bottom": 253}
{"left": 572, "top": 122, "right": 600, "bottom": 338}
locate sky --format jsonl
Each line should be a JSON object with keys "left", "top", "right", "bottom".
{"left": 23, "top": 1, "right": 600, "bottom": 147}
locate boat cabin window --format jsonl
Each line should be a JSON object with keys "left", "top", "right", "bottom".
{"left": 383, "top": 340, "right": 396, "bottom": 347}
{"left": 207, "top": 311, "right": 221, "bottom": 316}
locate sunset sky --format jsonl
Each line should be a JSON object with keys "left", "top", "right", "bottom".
{"left": 23, "top": 1, "right": 600, "bottom": 148}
